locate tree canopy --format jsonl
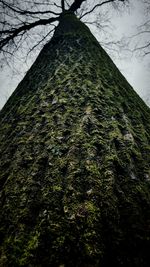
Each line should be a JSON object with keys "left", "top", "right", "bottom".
{"left": 0, "top": 0, "right": 128, "bottom": 66}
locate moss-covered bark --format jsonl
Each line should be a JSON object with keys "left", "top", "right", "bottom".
{"left": 0, "top": 12, "right": 150, "bottom": 267}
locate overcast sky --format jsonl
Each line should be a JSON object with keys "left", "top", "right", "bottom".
{"left": 109, "top": 1, "right": 150, "bottom": 105}
{"left": 0, "top": 0, "right": 149, "bottom": 109}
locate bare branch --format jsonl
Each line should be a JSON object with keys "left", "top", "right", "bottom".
{"left": 26, "top": 27, "right": 55, "bottom": 56}
{"left": 80, "top": 0, "right": 125, "bottom": 19}
{"left": 0, "top": 16, "right": 59, "bottom": 50}
{"left": 126, "top": 0, "right": 150, "bottom": 58}
{"left": 54, "top": 2, "right": 62, "bottom": 9}
{"left": 69, "top": 0, "right": 86, "bottom": 12}
{"left": 133, "top": 42, "right": 150, "bottom": 52}
{"left": 0, "top": 0, "right": 60, "bottom": 16}
{"left": 61, "top": 0, "right": 65, "bottom": 12}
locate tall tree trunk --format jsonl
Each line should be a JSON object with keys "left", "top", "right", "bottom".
{"left": 0, "top": 12, "right": 150, "bottom": 267}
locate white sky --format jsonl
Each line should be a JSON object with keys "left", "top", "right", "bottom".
{"left": 0, "top": 1, "right": 150, "bottom": 109}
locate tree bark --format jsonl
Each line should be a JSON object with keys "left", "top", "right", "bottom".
{"left": 0, "top": 12, "right": 150, "bottom": 267}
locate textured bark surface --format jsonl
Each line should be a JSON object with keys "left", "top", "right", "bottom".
{"left": 0, "top": 12, "right": 150, "bottom": 267}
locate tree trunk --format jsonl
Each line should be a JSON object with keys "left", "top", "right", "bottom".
{"left": 0, "top": 12, "right": 150, "bottom": 267}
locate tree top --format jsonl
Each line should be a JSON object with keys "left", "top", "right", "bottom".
{"left": 0, "top": 0, "right": 127, "bottom": 67}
